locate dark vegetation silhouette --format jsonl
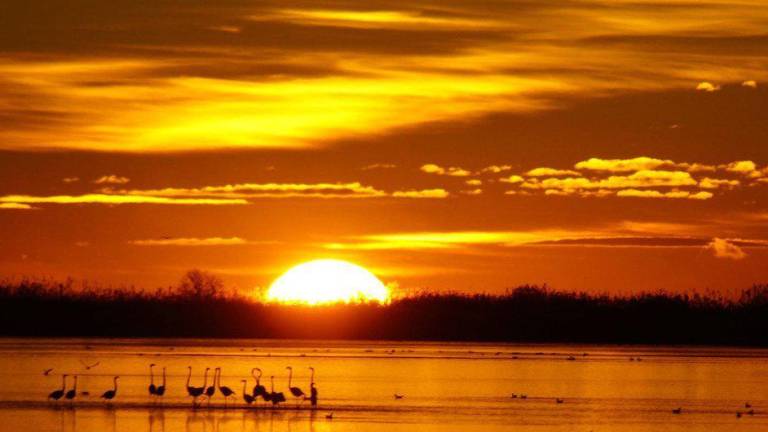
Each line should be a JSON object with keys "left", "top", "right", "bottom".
{"left": 1, "top": 270, "right": 767, "bottom": 345}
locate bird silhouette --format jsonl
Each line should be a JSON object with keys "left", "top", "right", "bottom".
{"left": 48, "top": 374, "right": 67, "bottom": 401}
{"left": 156, "top": 367, "right": 166, "bottom": 399}
{"left": 148, "top": 364, "right": 157, "bottom": 398}
{"left": 43, "top": 368, "right": 54, "bottom": 376}
{"left": 241, "top": 380, "right": 254, "bottom": 405}
{"left": 251, "top": 368, "right": 267, "bottom": 402}
{"left": 65, "top": 376, "right": 78, "bottom": 404}
{"left": 269, "top": 376, "right": 285, "bottom": 407}
{"left": 216, "top": 368, "right": 236, "bottom": 407}
{"left": 394, "top": 394, "right": 404, "bottom": 399}
{"left": 79, "top": 360, "right": 100, "bottom": 370}
{"left": 672, "top": 408, "right": 682, "bottom": 414}
{"left": 556, "top": 398, "right": 564, "bottom": 404}
{"left": 186, "top": 367, "right": 206, "bottom": 406}
{"left": 286, "top": 366, "right": 305, "bottom": 404}
{"left": 307, "top": 367, "right": 318, "bottom": 407}
{"left": 101, "top": 376, "right": 119, "bottom": 402}
{"left": 325, "top": 412, "right": 333, "bottom": 419}
{"left": 204, "top": 368, "right": 216, "bottom": 405}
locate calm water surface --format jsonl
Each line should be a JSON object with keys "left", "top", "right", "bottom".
{"left": 0, "top": 339, "right": 766, "bottom": 431}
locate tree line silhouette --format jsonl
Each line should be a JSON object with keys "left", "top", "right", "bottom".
{"left": 1, "top": 270, "right": 766, "bottom": 345}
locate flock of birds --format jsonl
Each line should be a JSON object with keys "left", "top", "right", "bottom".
{"left": 46, "top": 365, "right": 319, "bottom": 409}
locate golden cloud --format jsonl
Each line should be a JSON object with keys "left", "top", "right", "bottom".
{"left": 420, "top": 164, "right": 472, "bottom": 177}
{"left": 0, "top": 194, "right": 247, "bottom": 206}
{"left": 0, "top": 203, "right": 36, "bottom": 210}
{"left": 94, "top": 175, "right": 130, "bottom": 185}
{"left": 574, "top": 157, "right": 676, "bottom": 172}
{"left": 526, "top": 167, "right": 581, "bottom": 177}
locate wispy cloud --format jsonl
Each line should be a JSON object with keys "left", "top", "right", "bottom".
{"left": 706, "top": 238, "right": 746, "bottom": 260}
{"left": 391, "top": 189, "right": 449, "bottom": 198}
{"left": 94, "top": 175, "right": 130, "bottom": 185}
{"left": 130, "top": 237, "right": 249, "bottom": 246}
{"left": 0, "top": 194, "right": 247, "bottom": 206}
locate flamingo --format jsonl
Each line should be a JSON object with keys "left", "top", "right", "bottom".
{"left": 204, "top": 368, "right": 216, "bottom": 405}
{"left": 65, "top": 376, "right": 78, "bottom": 404}
{"left": 307, "top": 367, "right": 318, "bottom": 407}
{"left": 241, "top": 380, "right": 254, "bottom": 405}
{"left": 286, "top": 366, "right": 305, "bottom": 404}
{"left": 186, "top": 367, "right": 206, "bottom": 406}
{"left": 48, "top": 374, "right": 67, "bottom": 401}
{"left": 269, "top": 376, "right": 285, "bottom": 407}
{"left": 148, "top": 364, "right": 157, "bottom": 398}
{"left": 216, "top": 368, "right": 236, "bottom": 406}
{"left": 251, "top": 368, "right": 267, "bottom": 402}
{"left": 155, "top": 367, "right": 166, "bottom": 400}
{"left": 101, "top": 376, "right": 119, "bottom": 402}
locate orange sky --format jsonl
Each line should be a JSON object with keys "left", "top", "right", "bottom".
{"left": 1, "top": 0, "right": 768, "bottom": 296}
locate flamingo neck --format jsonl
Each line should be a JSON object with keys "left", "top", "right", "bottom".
{"left": 150, "top": 366, "right": 155, "bottom": 385}
{"left": 186, "top": 368, "right": 192, "bottom": 387}
{"left": 288, "top": 369, "right": 293, "bottom": 387}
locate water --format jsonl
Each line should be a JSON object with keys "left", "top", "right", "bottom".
{"left": 1, "top": 339, "right": 767, "bottom": 432}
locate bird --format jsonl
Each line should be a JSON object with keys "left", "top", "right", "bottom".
{"left": 745, "top": 402, "right": 752, "bottom": 409}
{"left": 672, "top": 408, "right": 682, "bottom": 414}
{"left": 241, "top": 380, "right": 254, "bottom": 405}
{"left": 43, "top": 368, "right": 54, "bottom": 376}
{"left": 556, "top": 398, "right": 564, "bottom": 404}
{"left": 216, "top": 368, "right": 236, "bottom": 406}
{"left": 510, "top": 394, "right": 518, "bottom": 399}
{"left": 325, "top": 412, "right": 333, "bottom": 420}
{"left": 155, "top": 367, "right": 166, "bottom": 400}
{"left": 79, "top": 360, "right": 100, "bottom": 370}
{"left": 65, "top": 376, "right": 78, "bottom": 404}
{"left": 520, "top": 394, "right": 528, "bottom": 399}
{"left": 148, "top": 364, "right": 157, "bottom": 398}
{"left": 307, "top": 367, "right": 318, "bottom": 407}
{"left": 737, "top": 411, "right": 742, "bottom": 418}
{"left": 48, "top": 374, "right": 68, "bottom": 401}
{"left": 186, "top": 367, "right": 206, "bottom": 406}
{"left": 269, "top": 376, "right": 286, "bottom": 407}
{"left": 394, "top": 394, "right": 404, "bottom": 399}
{"left": 251, "top": 368, "right": 267, "bottom": 402}
{"left": 286, "top": 366, "right": 305, "bottom": 404}
{"left": 204, "top": 368, "right": 216, "bottom": 405}
{"left": 101, "top": 376, "right": 119, "bottom": 402}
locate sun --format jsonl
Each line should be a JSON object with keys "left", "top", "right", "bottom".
{"left": 266, "top": 259, "right": 390, "bottom": 305}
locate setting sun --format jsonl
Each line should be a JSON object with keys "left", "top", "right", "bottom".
{"left": 266, "top": 259, "right": 390, "bottom": 305}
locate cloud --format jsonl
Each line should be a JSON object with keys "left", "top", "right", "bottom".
{"left": 460, "top": 188, "right": 483, "bottom": 195}
{"left": 706, "top": 238, "right": 746, "bottom": 260}
{"left": 526, "top": 167, "right": 580, "bottom": 177}
{"left": 522, "top": 170, "right": 698, "bottom": 191}
{"left": 130, "top": 237, "right": 249, "bottom": 246}
{"left": 616, "top": 189, "right": 712, "bottom": 200}
{"left": 391, "top": 189, "right": 449, "bottom": 198}
{"left": 699, "top": 178, "right": 740, "bottom": 189}
{"left": 696, "top": 82, "right": 720, "bottom": 92}
{"left": 481, "top": 165, "right": 513, "bottom": 173}
{"left": 361, "top": 163, "right": 396, "bottom": 170}
{"left": 108, "top": 182, "right": 388, "bottom": 199}
{"left": 500, "top": 175, "right": 524, "bottom": 184}
{"left": 62, "top": 177, "right": 80, "bottom": 183}
{"left": 94, "top": 175, "right": 130, "bottom": 185}
{"left": 574, "top": 157, "right": 676, "bottom": 172}
{"left": 465, "top": 179, "right": 482, "bottom": 186}
{"left": 420, "top": 164, "right": 471, "bottom": 177}
{"left": 722, "top": 160, "right": 762, "bottom": 178}
{"left": 0, "top": 202, "right": 36, "bottom": 210}
{"left": 0, "top": 194, "right": 247, "bottom": 206}
{"left": 742, "top": 80, "right": 757, "bottom": 88}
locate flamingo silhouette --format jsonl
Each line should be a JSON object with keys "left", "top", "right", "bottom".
{"left": 186, "top": 367, "right": 206, "bottom": 406}
{"left": 241, "top": 380, "right": 254, "bottom": 405}
{"left": 251, "top": 368, "right": 267, "bottom": 402}
{"left": 204, "top": 368, "right": 216, "bottom": 405}
{"left": 216, "top": 368, "right": 236, "bottom": 407}
{"left": 286, "top": 366, "right": 305, "bottom": 404}
{"left": 101, "top": 376, "right": 119, "bottom": 402}
{"left": 156, "top": 367, "right": 166, "bottom": 400}
{"left": 64, "top": 376, "right": 78, "bottom": 404}
{"left": 48, "top": 374, "right": 67, "bottom": 401}
{"left": 307, "top": 367, "right": 318, "bottom": 407}
{"left": 148, "top": 364, "right": 157, "bottom": 398}
{"left": 269, "top": 376, "right": 285, "bottom": 407}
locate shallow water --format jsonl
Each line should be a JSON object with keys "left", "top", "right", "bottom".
{"left": 1, "top": 339, "right": 767, "bottom": 431}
